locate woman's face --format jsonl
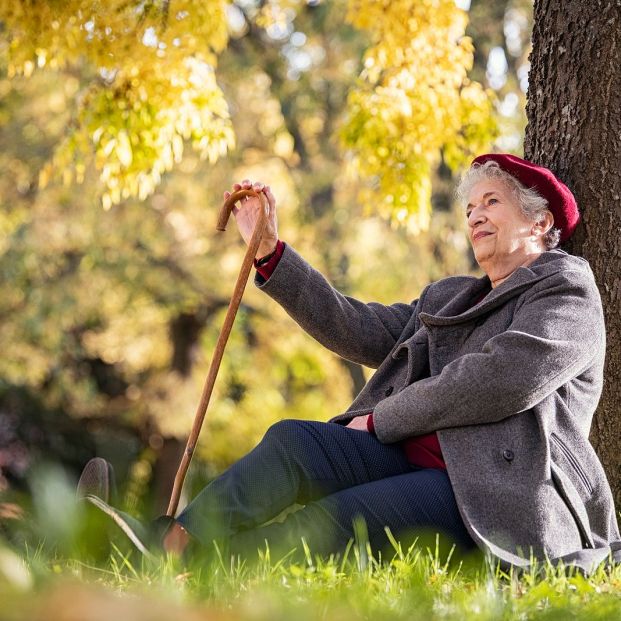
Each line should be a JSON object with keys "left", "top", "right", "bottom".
{"left": 466, "top": 179, "right": 537, "bottom": 270}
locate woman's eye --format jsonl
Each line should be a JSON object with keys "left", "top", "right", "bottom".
{"left": 488, "top": 198, "right": 498, "bottom": 205}
{"left": 466, "top": 211, "right": 471, "bottom": 218}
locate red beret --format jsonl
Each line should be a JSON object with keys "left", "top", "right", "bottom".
{"left": 471, "top": 153, "right": 580, "bottom": 243}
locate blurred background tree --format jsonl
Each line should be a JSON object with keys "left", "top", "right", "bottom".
{"left": 0, "top": 0, "right": 531, "bottom": 515}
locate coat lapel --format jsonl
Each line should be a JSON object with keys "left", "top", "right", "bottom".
{"left": 397, "top": 250, "right": 568, "bottom": 378}
{"left": 420, "top": 265, "right": 549, "bottom": 327}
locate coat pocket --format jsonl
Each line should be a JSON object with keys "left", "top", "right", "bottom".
{"left": 550, "top": 461, "right": 594, "bottom": 549}
{"left": 550, "top": 433, "right": 593, "bottom": 495}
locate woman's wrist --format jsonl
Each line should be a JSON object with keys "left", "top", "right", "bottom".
{"left": 256, "top": 240, "right": 278, "bottom": 261}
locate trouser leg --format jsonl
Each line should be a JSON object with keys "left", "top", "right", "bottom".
{"left": 176, "top": 419, "right": 413, "bottom": 545}
{"left": 229, "top": 468, "right": 476, "bottom": 559}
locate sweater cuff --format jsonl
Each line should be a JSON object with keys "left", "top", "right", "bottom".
{"left": 366, "top": 413, "right": 376, "bottom": 435}
{"left": 255, "top": 240, "right": 285, "bottom": 280}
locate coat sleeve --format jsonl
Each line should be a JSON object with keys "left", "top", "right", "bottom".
{"left": 372, "top": 269, "right": 605, "bottom": 442}
{"left": 254, "top": 243, "right": 418, "bottom": 369}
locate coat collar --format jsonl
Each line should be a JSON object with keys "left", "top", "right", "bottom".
{"left": 419, "top": 249, "right": 572, "bottom": 327}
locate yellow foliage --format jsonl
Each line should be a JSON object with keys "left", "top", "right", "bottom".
{"left": 2, "top": 0, "right": 497, "bottom": 218}
{"left": 0, "top": 0, "right": 233, "bottom": 206}
{"left": 341, "top": 0, "right": 498, "bottom": 229}
{"left": 1, "top": 0, "right": 229, "bottom": 75}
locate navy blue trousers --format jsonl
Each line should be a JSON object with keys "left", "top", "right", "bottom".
{"left": 176, "top": 420, "right": 476, "bottom": 558}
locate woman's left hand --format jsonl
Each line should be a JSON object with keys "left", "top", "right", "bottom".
{"left": 225, "top": 180, "right": 279, "bottom": 259}
{"left": 346, "top": 415, "right": 370, "bottom": 432}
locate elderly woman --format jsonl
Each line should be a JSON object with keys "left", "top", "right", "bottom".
{"left": 82, "top": 154, "right": 620, "bottom": 572}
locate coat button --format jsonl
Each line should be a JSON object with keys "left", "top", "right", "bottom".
{"left": 385, "top": 386, "right": 394, "bottom": 396}
{"left": 502, "top": 449, "right": 514, "bottom": 462}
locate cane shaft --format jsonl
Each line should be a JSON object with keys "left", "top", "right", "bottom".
{"left": 166, "top": 190, "right": 269, "bottom": 517}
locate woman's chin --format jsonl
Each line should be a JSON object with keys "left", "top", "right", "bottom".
{"left": 473, "top": 249, "right": 492, "bottom": 265}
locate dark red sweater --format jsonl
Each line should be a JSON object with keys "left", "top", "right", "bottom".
{"left": 255, "top": 240, "right": 488, "bottom": 471}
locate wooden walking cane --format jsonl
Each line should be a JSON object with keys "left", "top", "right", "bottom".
{"left": 166, "top": 188, "right": 270, "bottom": 517}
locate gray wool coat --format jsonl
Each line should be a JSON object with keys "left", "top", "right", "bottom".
{"left": 254, "top": 244, "right": 621, "bottom": 574}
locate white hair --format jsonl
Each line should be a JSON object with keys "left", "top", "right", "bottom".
{"left": 455, "top": 160, "right": 561, "bottom": 250}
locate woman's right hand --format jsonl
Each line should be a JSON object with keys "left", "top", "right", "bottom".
{"left": 224, "top": 179, "right": 279, "bottom": 259}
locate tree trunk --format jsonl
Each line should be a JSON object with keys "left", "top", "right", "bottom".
{"left": 524, "top": 0, "right": 621, "bottom": 506}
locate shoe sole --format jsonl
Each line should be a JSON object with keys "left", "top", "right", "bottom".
{"left": 77, "top": 458, "right": 116, "bottom": 504}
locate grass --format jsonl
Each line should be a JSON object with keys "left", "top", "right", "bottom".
{"left": 2, "top": 526, "right": 621, "bottom": 621}
{"left": 1, "top": 467, "right": 621, "bottom": 620}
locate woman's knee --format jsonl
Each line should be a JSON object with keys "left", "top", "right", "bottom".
{"left": 260, "top": 419, "right": 338, "bottom": 463}
{"left": 262, "top": 418, "right": 311, "bottom": 444}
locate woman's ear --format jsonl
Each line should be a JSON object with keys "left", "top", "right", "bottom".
{"left": 532, "top": 211, "right": 555, "bottom": 237}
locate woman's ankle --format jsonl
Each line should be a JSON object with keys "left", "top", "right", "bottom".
{"left": 163, "top": 521, "right": 191, "bottom": 555}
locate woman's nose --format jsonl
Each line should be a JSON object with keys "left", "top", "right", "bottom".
{"left": 468, "top": 209, "right": 486, "bottom": 227}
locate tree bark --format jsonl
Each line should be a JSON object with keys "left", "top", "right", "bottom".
{"left": 524, "top": 0, "right": 621, "bottom": 506}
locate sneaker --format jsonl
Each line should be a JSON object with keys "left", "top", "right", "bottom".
{"left": 82, "top": 494, "right": 176, "bottom": 558}
{"left": 77, "top": 458, "right": 176, "bottom": 557}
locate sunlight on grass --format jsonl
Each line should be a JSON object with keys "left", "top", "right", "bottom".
{"left": 2, "top": 524, "right": 621, "bottom": 621}
{"left": 1, "top": 469, "right": 620, "bottom": 620}
{"left": 0, "top": 463, "right": 619, "bottom": 620}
